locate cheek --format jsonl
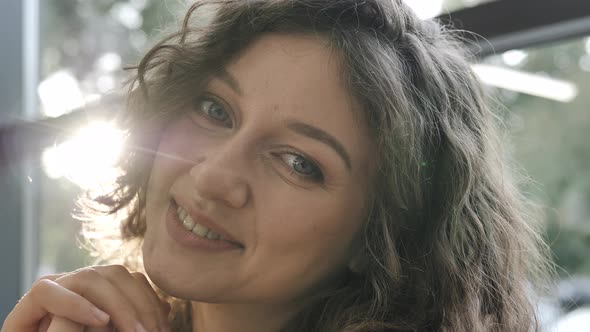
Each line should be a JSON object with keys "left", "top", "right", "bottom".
{"left": 244, "top": 189, "right": 365, "bottom": 301}
{"left": 144, "top": 120, "right": 204, "bottom": 240}
{"left": 259, "top": 180, "right": 369, "bottom": 247}
{"left": 262, "top": 195, "right": 363, "bottom": 255}
{"left": 145, "top": 144, "right": 181, "bottom": 212}
{"left": 146, "top": 119, "right": 210, "bottom": 202}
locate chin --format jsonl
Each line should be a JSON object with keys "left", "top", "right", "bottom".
{"left": 146, "top": 266, "right": 189, "bottom": 299}
{"left": 143, "top": 253, "right": 191, "bottom": 299}
{"left": 142, "top": 248, "right": 223, "bottom": 302}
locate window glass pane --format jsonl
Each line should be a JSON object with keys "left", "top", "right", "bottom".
{"left": 37, "top": 0, "right": 184, "bottom": 275}
{"left": 479, "top": 37, "right": 590, "bottom": 330}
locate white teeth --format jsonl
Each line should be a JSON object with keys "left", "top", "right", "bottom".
{"left": 192, "top": 223, "right": 209, "bottom": 237}
{"left": 206, "top": 230, "right": 220, "bottom": 240}
{"left": 182, "top": 216, "right": 195, "bottom": 231}
{"left": 176, "top": 204, "right": 226, "bottom": 241}
{"left": 177, "top": 207, "right": 193, "bottom": 230}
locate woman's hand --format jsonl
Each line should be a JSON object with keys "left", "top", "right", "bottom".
{"left": 46, "top": 317, "right": 86, "bottom": 332}
{"left": 1, "top": 265, "right": 171, "bottom": 332}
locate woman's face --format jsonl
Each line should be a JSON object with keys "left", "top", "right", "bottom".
{"left": 143, "top": 33, "right": 374, "bottom": 307}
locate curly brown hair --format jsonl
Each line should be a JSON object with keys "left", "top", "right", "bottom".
{"left": 81, "top": 0, "right": 553, "bottom": 331}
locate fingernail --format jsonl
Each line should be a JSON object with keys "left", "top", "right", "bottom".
{"left": 91, "top": 307, "right": 110, "bottom": 323}
{"left": 135, "top": 322, "right": 148, "bottom": 332}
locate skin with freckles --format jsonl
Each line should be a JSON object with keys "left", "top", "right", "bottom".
{"left": 142, "top": 33, "right": 375, "bottom": 331}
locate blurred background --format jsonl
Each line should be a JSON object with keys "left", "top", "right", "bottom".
{"left": 0, "top": 0, "right": 589, "bottom": 330}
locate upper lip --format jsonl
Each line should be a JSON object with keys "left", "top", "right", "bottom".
{"left": 172, "top": 197, "right": 244, "bottom": 247}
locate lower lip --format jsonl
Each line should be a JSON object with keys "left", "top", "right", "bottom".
{"left": 165, "top": 201, "right": 242, "bottom": 252}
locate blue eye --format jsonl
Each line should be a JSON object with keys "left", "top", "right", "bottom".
{"left": 196, "top": 97, "right": 233, "bottom": 127}
{"left": 280, "top": 153, "right": 324, "bottom": 182}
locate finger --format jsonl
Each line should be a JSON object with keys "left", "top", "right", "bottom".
{"left": 36, "top": 315, "right": 52, "bottom": 332}
{"left": 33, "top": 273, "right": 64, "bottom": 332}
{"left": 87, "top": 324, "right": 114, "bottom": 332}
{"left": 47, "top": 317, "right": 84, "bottom": 332}
{"left": 2, "top": 279, "right": 110, "bottom": 332}
{"left": 55, "top": 268, "right": 147, "bottom": 332}
{"left": 38, "top": 273, "right": 66, "bottom": 282}
{"left": 93, "top": 266, "right": 169, "bottom": 331}
{"left": 38, "top": 271, "right": 68, "bottom": 331}
{"left": 130, "top": 272, "right": 171, "bottom": 330}
{"left": 130, "top": 272, "right": 165, "bottom": 310}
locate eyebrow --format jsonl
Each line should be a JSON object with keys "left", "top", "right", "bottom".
{"left": 212, "top": 69, "right": 243, "bottom": 96}
{"left": 211, "top": 70, "right": 352, "bottom": 171}
{"left": 286, "top": 121, "right": 352, "bottom": 171}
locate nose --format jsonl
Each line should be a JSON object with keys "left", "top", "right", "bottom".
{"left": 188, "top": 145, "right": 250, "bottom": 210}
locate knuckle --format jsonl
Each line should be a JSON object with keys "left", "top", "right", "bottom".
{"left": 30, "top": 278, "right": 53, "bottom": 296}
{"left": 103, "top": 264, "right": 130, "bottom": 278}
{"left": 32, "top": 277, "right": 51, "bottom": 288}
{"left": 68, "top": 267, "right": 103, "bottom": 292}
{"left": 75, "top": 267, "right": 101, "bottom": 280}
{"left": 37, "top": 273, "right": 62, "bottom": 281}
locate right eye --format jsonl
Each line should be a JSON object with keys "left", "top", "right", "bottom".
{"left": 193, "top": 96, "right": 233, "bottom": 128}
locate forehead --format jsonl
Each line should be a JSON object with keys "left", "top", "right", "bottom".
{"left": 227, "top": 34, "right": 343, "bottom": 105}
{"left": 222, "top": 33, "right": 373, "bottom": 172}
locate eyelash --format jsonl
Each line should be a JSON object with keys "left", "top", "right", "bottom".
{"left": 193, "top": 95, "right": 234, "bottom": 128}
{"left": 193, "top": 94, "right": 325, "bottom": 184}
{"left": 274, "top": 151, "right": 325, "bottom": 184}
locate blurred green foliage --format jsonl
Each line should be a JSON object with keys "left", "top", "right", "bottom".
{"left": 496, "top": 40, "right": 590, "bottom": 276}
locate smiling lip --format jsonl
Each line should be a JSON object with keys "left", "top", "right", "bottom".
{"left": 165, "top": 200, "right": 243, "bottom": 251}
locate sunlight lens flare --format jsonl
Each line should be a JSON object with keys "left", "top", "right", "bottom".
{"left": 41, "top": 122, "right": 125, "bottom": 189}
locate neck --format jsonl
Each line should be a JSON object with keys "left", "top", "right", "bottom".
{"left": 190, "top": 300, "right": 301, "bottom": 332}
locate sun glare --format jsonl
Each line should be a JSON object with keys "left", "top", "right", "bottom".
{"left": 403, "top": 0, "right": 444, "bottom": 19}
{"left": 42, "top": 122, "right": 125, "bottom": 189}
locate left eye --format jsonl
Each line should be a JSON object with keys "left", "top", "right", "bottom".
{"left": 280, "top": 153, "right": 324, "bottom": 182}
{"left": 195, "top": 98, "right": 233, "bottom": 127}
